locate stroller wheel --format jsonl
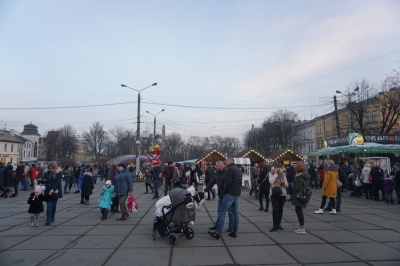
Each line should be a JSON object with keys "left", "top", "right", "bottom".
{"left": 152, "top": 229, "right": 156, "bottom": 240}
{"left": 168, "top": 233, "right": 179, "bottom": 247}
{"left": 184, "top": 227, "right": 194, "bottom": 239}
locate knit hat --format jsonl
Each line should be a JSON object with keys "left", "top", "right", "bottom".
{"left": 105, "top": 180, "right": 112, "bottom": 185}
{"left": 34, "top": 185, "right": 42, "bottom": 194}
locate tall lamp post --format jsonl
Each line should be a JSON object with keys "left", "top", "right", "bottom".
{"left": 121, "top": 83, "right": 157, "bottom": 174}
{"left": 146, "top": 109, "right": 165, "bottom": 144}
{"left": 336, "top": 87, "right": 359, "bottom": 132}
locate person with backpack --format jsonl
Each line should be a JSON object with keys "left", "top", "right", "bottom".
{"left": 291, "top": 163, "right": 311, "bottom": 234}
{"left": 0, "top": 162, "right": 7, "bottom": 198}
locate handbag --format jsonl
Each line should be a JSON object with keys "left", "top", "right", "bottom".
{"left": 271, "top": 186, "right": 282, "bottom": 196}
{"left": 354, "top": 176, "right": 362, "bottom": 187}
{"left": 337, "top": 179, "right": 342, "bottom": 188}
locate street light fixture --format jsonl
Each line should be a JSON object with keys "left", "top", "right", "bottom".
{"left": 336, "top": 87, "right": 359, "bottom": 132}
{"left": 121, "top": 82, "right": 157, "bottom": 174}
{"left": 146, "top": 109, "right": 165, "bottom": 143}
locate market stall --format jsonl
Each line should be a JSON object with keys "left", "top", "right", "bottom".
{"left": 234, "top": 157, "right": 251, "bottom": 188}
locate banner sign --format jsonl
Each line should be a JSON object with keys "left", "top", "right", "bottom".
{"left": 364, "top": 135, "right": 400, "bottom": 144}
{"left": 349, "top": 133, "right": 364, "bottom": 145}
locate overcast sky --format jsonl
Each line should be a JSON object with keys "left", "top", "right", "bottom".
{"left": 1, "top": 0, "right": 400, "bottom": 141}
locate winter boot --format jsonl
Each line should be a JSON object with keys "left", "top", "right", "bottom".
{"left": 329, "top": 209, "right": 337, "bottom": 215}
{"left": 314, "top": 208, "right": 324, "bottom": 214}
{"left": 30, "top": 214, "right": 35, "bottom": 227}
{"left": 100, "top": 208, "right": 106, "bottom": 220}
{"left": 104, "top": 210, "right": 109, "bottom": 219}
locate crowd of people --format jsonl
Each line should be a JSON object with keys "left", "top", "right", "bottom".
{"left": 1, "top": 157, "right": 399, "bottom": 237}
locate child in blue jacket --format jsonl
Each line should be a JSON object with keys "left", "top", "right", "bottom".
{"left": 98, "top": 180, "right": 115, "bottom": 219}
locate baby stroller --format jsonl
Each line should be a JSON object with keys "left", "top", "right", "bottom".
{"left": 152, "top": 188, "right": 196, "bottom": 246}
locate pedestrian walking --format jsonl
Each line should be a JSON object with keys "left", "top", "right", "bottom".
{"left": 114, "top": 163, "right": 133, "bottom": 221}
{"left": 257, "top": 164, "right": 271, "bottom": 212}
{"left": 81, "top": 167, "right": 94, "bottom": 205}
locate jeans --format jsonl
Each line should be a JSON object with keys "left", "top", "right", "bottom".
{"left": 164, "top": 179, "right": 171, "bottom": 196}
{"left": 153, "top": 179, "right": 159, "bottom": 198}
{"left": 327, "top": 188, "right": 341, "bottom": 210}
{"left": 22, "top": 177, "right": 29, "bottom": 190}
{"left": 214, "top": 196, "right": 233, "bottom": 228}
{"left": 46, "top": 198, "right": 58, "bottom": 222}
{"left": 13, "top": 179, "right": 19, "bottom": 195}
{"left": 385, "top": 192, "right": 393, "bottom": 202}
{"left": 64, "top": 176, "right": 69, "bottom": 192}
{"left": 215, "top": 194, "right": 239, "bottom": 235}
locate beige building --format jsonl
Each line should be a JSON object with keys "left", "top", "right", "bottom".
{"left": 0, "top": 129, "right": 23, "bottom": 164}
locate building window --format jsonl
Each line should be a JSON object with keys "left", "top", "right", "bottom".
{"left": 372, "top": 111, "right": 377, "bottom": 122}
{"left": 332, "top": 122, "right": 335, "bottom": 130}
{"left": 347, "top": 118, "right": 351, "bottom": 126}
{"left": 24, "top": 151, "right": 26, "bottom": 157}
{"left": 339, "top": 120, "right": 342, "bottom": 128}
{"left": 325, "top": 123, "right": 329, "bottom": 132}
{"left": 365, "top": 112, "right": 369, "bottom": 123}
{"left": 11, "top": 144, "right": 14, "bottom": 152}
{"left": 4, "top": 144, "right": 7, "bottom": 152}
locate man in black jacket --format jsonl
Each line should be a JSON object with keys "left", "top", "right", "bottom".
{"left": 208, "top": 157, "right": 242, "bottom": 239}
{"left": 204, "top": 161, "right": 227, "bottom": 230}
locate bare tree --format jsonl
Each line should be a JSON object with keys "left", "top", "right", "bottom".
{"left": 82, "top": 121, "right": 108, "bottom": 161}
{"left": 376, "top": 69, "right": 400, "bottom": 134}
{"left": 187, "top": 136, "right": 211, "bottom": 159}
{"left": 163, "top": 132, "right": 185, "bottom": 161}
{"left": 338, "top": 79, "right": 376, "bottom": 136}
{"left": 58, "top": 124, "right": 76, "bottom": 159}
{"left": 244, "top": 109, "right": 297, "bottom": 155}
{"left": 109, "top": 126, "right": 135, "bottom": 156}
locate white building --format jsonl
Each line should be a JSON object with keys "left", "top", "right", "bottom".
{"left": 19, "top": 123, "right": 41, "bottom": 162}
{"left": 293, "top": 120, "right": 316, "bottom": 160}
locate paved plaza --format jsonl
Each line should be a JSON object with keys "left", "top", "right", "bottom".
{"left": 0, "top": 182, "right": 399, "bottom": 266}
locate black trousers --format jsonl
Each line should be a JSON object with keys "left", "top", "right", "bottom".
{"left": 295, "top": 206, "right": 304, "bottom": 226}
{"left": 271, "top": 195, "right": 285, "bottom": 226}
{"left": 258, "top": 189, "right": 270, "bottom": 209}
{"left": 320, "top": 195, "right": 335, "bottom": 209}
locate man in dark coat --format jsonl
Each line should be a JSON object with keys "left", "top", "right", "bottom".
{"left": 208, "top": 157, "right": 242, "bottom": 239}
{"left": 205, "top": 161, "right": 226, "bottom": 230}
{"left": 0, "top": 162, "right": 7, "bottom": 197}
{"left": 370, "top": 163, "right": 384, "bottom": 201}
{"left": 308, "top": 164, "right": 318, "bottom": 189}
{"left": 162, "top": 161, "right": 174, "bottom": 196}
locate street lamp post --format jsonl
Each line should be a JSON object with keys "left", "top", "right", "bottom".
{"left": 336, "top": 87, "right": 359, "bottom": 132}
{"left": 121, "top": 83, "right": 157, "bottom": 175}
{"left": 146, "top": 109, "right": 165, "bottom": 144}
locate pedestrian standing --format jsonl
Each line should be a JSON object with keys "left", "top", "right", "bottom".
{"left": 144, "top": 165, "right": 154, "bottom": 194}
{"left": 257, "top": 164, "right": 271, "bottom": 212}
{"left": 249, "top": 163, "right": 259, "bottom": 199}
{"left": 81, "top": 167, "right": 94, "bottom": 205}
{"left": 314, "top": 160, "right": 338, "bottom": 215}
{"left": 208, "top": 157, "right": 242, "bottom": 239}
{"left": 114, "top": 163, "right": 133, "bottom": 221}
{"left": 269, "top": 162, "right": 288, "bottom": 232}
{"left": 43, "top": 162, "right": 63, "bottom": 225}
{"left": 383, "top": 174, "right": 394, "bottom": 204}
{"left": 151, "top": 162, "right": 161, "bottom": 199}
{"left": 27, "top": 185, "right": 45, "bottom": 227}
{"left": 98, "top": 180, "right": 115, "bottom": 219}
{"left": 291, "top": 164, "right": 310, "bottom": 234}
{"left": 204, "top": 163, "right": 216, "bottom": 200}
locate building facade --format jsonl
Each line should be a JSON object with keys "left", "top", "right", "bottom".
{"left": 0, "top": 129, "right": 23, "bottom": 164}
{"left": 293, "top": 120, "right": 316, "bottom": 160}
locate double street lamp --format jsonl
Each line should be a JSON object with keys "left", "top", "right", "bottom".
{"left": 336, "top": 87, "right": 359, "bottom": 132}
{"left": 146, "top": 109, "right": 165, "bottom": 144}
{"left": 121, "top": 82, "right": 157, "bottom": 174}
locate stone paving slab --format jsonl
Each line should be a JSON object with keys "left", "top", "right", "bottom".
{"left": 105, "top": 247, "right": 171, "bottom": 266}
{"left": 334, "top": 242, "right": 400, "bottom": 261}
{"left": 283, "top": 243, "right": 359, "bottom": 264}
